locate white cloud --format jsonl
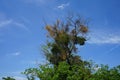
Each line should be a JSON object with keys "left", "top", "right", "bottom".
{"left": 0, "top": 13, "right": 12, "bottom": 28}
{"left": 87, "top": 34, "right": 120, "bottom": 44}
{"left": 0, "top": 19, "right": 30, "bottom": 32}
{"left": 12, "top": 52, "right": 21, "bottom": 56}
{"left": 0, "top": 12, "right": 30, "bottom": 32}
{"left": 6, "top": 52, "right": 21, "bottom": 56}
{"left": 105, "top": 44, "right": 120, "bottom": 54}
{"left": 0, "top": 19, "right": 12, "bottom": 28}
{"left": 13, "top": 76, "right": 27, "bottom": 80}
{"left": 57, "top": 3, "right": 69, "bottom": 10}
{"left": 13, "top": 22, "right": 30, "bottom": 32}
{"left": 21, "top": 17, "right": 31, "bottom": 24}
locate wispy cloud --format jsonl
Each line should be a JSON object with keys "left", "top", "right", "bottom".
{"left": 0, "top": 13, "right": 11, "bottom": 28}
{"left": 13, "top": 22, "right": 30, "bottom": 32}
{"left": 12, "top": 52, "right": 21, "bottom": 56}
{"left": 105, "top": 44, "right": 120, "bottom": 54}
{"left": 0, "top": 19, "right": 12, "bottom": 28}
{"left": 87, "top": 34, "right": 120, "bottom": 44}
{"left": 0, "top": 19, "right": 30, "bottom": 32}
{"left": 6, "top": 52, "right": 21, "bottom": 56}
{"left": 0, "top": 12, "right": 30, "bottom": 32}
{"left": 57, "top": 3, "right": 69, "bottom": 10}
{"left": 20, "top": 17, "right": 31, "bottom": 24}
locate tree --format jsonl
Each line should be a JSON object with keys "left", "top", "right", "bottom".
{"left": 44, "top": 15, "right": 88, "bottom": 66}
{"left": 2, "top": 77, "right": 15, "bottom": 80}
{"left": 23, "top": 15, "right": 91, "bottom": 80}
{"left": 90, "top": 65, "right": 120, "bottom": 80}
{"left": 22, "top": 15, "right": 120, "bottom": 80}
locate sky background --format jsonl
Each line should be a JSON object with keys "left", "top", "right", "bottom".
{"left": 0, "top": 0, "right": 120, "bottom": 79}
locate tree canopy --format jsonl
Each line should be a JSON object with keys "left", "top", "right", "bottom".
{"left": 22, "top": 16, "right": 120, "bottom": 80}
{"left": 3, "top": 15, "right": 120, "bottom": 80}
{"left": 44, "top": 16, "right": 88, "bottom": 66}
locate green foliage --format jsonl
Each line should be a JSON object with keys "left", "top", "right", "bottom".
{"left": 90, "top": 65, "right": 120, "bottom": 80}
{"left": 2, "top": 77, "right": 15, "bottom": 80}
{"left": 1, "top": 14, "right": 120, "bottom": 80}
{"left": 77, "top": 36, "right": 86, "bottom": 45}
{"left": 44, "top": 16, "right": 88, "bottom": 66}
{"left": 20, "top": 16, "right": 120, "bottom": 80}
{"left": 22, "top": 64, "right": 55, "bottom": 80}
{"left": 23, "top": 62, "right": 120, "bottom": 80}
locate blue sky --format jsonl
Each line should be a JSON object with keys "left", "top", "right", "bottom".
{"left": 0, "top": 0, "right": 120, "bottom": 79}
